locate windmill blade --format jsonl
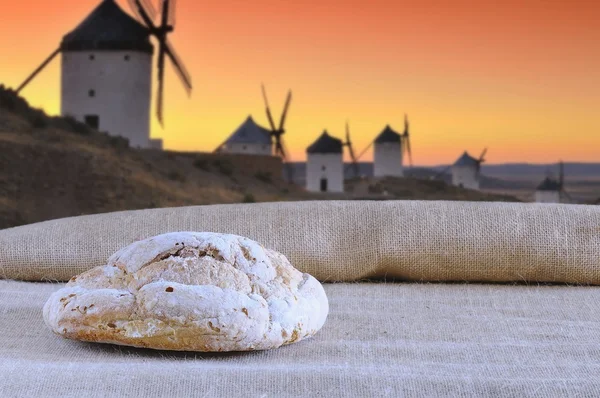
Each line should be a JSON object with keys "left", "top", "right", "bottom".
{"left": 345, "top": 121, "right": 351, "bottom": 146}
{"left": 167, "top": 0, "right": 177, "bottom": 26}
{"left": 261, "top": 84, "right": 277, "bottom": 131}
{"left": 127, "top": 0, "right": 142, "bottom": 22}
{"left": 281, "top": 137, "right": 291, "bottom": 162}
{"left": 130, "top": 0, "right": 156, "bottom": 29}
{"left": 128, "top": 0, "right": 157, "bottom": 22}
{"left": 278, "top": 90, "right": 292, "bottom": 132}
{"left": 347, "top": 140, "right": 358, "bottom": 166}
{"left": 156, "top": 40, "right": 167, "bottom": 126}
{"left": 160, "top": 0, "right": 170, "bottom": 27}
{"left": 344, "top": 140, "right": 373, "bottom": 173}
{"left": 165, "top": 40, "right": 192, "bottom": 94}
{"left": 275, "top": 138, "right": 287, "bottom": 161}
{"left": 349, "top": 146, "right": 359, "bottom": 177}
{"left": 345, "top": 122, "right": 359, "bottom": 176}
{"left": 479, "top": 147, "right": 488, "bottom": 162}
{"left": 141, "top": 0, "right": 158, "bottom": 20}
{"left": 16, "top": 48, "right": 61, "bottom": 94}
{"left": 404, "top": 135, "right": 413, "bottom": 167}
{"left": 127, "top": 0, "right": 143, "bottom": 22}
{"left": 355, "top": 141, "right": 373, "bottom": 163}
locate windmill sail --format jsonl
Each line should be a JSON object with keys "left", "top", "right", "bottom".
{"left": 130, "top": 0, "right": 193, "bottom": 126}
{"left": 16, "top": 49, "right": 61, "bottom": 94}
{"left": 261, "top": 85, "right": 293, "bottom": 162}
{"left": 344, "top": 122, "right": 360, "bottom": 178}
{"left": 402, "top": 115, "right": 413, "bottom": 167}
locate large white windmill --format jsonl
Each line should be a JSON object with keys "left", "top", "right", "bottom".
{"left": 16, "top": 0, "right": 192, "bottom": 149}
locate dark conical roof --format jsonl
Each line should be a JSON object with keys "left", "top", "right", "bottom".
{"left": 453, "top": 151, "right": 480, "bottom": 167}
{"left": 61, "top": 0, "right": 153, "bottom": 53}
{"left": 374, "top": 125, "right": 402, "bottom": 144}
{"left": 307, "top": 131, "right": 343, "bottom": 154}
{"left": 537, "top": 177, "right": 561, "bottom": 192}
{"left": 225, "top": 116, "right": 272, "bottom": 145}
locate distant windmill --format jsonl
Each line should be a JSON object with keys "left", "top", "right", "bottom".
{"left": 343, "top": 121, "right": 360, "bottom": 178}
{"left": 15, "top": 0, "right": 192, "bottom": 148}
{"left": 535, "top": 161, "right": 572, "bottom": 203}
{"left": 447, "top": 148, "right": 487, "bottom": 190}
{"left": 261, "top": 84, "right": 294, "bottom": 181}
{"left": 350, "top": 114, "right": 413, "bottom": 178}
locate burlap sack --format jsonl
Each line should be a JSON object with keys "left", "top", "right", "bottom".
{"left": 2, "top": 280, "right": 600, "bottom": 397}
{"left": 1, "top": 200, "right": 599, "bottom": 284}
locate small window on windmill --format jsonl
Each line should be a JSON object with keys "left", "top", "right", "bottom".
{"left": 243, "top": 145, "right": 247, "bottom": 150}
{"left": 321, "top": 166, "right": 326, "bottom": 171}
{"left": 124, "top": 55, "right": 130, "bottom": 61}
{"left": 88, "top": 89, "right": 96, "bottom": 98}
{"left": 89, "top": 54, "right": 95, "bottom": 61}
{"left": 84, "top": 115, "right": 99, "bottom": 130}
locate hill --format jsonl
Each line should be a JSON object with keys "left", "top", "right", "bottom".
{"left": 0, "top": 85, "right": 520, "bottom": 229}
{"left": 345, "top": 177, "right": 518, "bottom": 202}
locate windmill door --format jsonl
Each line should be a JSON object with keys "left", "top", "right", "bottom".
{"left": 320, "top": 178, "right": 328, "bottom": 192}
{"left": 84, "top": 115, "right": 99, "bottom": 130}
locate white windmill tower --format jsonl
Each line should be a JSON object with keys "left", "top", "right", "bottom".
{"left": 306, "top": 131, "right": 344, "bottom": 193}
{"left": 16, "top": 0, "right": 193, "bottom": 149}
{"left": 373, "top": 115, "right": 413, "bottom": 178}
{"left": 535, "top": 161, "right": 570, "bottom": 203}
{"left": 451, "top": 149, "right": 487, "bottom": 190}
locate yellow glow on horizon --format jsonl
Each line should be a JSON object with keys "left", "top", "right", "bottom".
{"left": 3, "top": 0, "right": 599, "bottom": 165}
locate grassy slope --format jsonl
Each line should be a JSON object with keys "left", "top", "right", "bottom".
{"left": 0, "top": 85, "right": 521, "bottom": 229}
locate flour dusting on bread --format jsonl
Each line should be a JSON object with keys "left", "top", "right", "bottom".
{"left": 43, "top": 232, "right": 329, "bottom": 352}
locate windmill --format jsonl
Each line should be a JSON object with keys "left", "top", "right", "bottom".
{"left": 442, "top": 148, "right": 488, "bottom": 190}
{"left": 261, "top": 84, "right": 294, "bottom": 181}
{"left": 536, "top": 161, "right": 572, "bottom": 203}
{"left": 15, "top": 0, "right": 192, "bottom": 147}
{"left": 128, "top": 0, "right": 193, "bottom": 125}
{"left": 435, "top": 147, "right": 487, "bottom": 181}
{"left": 343, "top": 121, "right": 360, "bottom": 178}
{"left": 558, "top": 161, "right": 573, "bottom": 202}
{"left": 348, "top": 114, "right": 413, "bottom": 178}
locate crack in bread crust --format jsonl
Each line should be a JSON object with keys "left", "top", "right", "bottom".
{"left": 43, "top": 232, "right": 329, "bottom": 352}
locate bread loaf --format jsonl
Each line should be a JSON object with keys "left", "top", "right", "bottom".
{"left": 43, "top": 232, "right": 329, "bottom": 352}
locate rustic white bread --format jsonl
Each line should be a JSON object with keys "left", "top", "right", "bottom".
{"left": 43, "top": 232, "right": 329, "bottom": 352}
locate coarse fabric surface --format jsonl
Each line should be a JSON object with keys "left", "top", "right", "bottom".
{"left": 1, "top": 201, "right": 599, "bottom": 284}
{"left": 1, "top": 280, "right": 599, "bottom": 397}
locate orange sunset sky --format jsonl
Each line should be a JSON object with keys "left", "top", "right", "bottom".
{"left": 2, "top": 0, "right": 599, "bottom": 165}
